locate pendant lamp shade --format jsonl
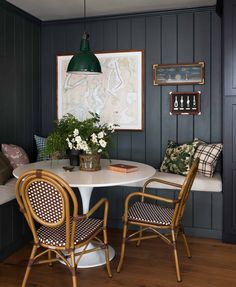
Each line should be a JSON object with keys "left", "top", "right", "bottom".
{"left": 67, "top": 32, "right": 102, "bottom": 75}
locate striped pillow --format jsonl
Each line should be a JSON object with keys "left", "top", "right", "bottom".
{"left": 193, "top": 139, "right": 223, "bottom": 177}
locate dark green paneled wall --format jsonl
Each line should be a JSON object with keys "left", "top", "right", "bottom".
{"left": 41, "top": 7, "right": 222, "bottom": 238}
{"left": 0, "top": 0, "right": 40, "bottom": 260}
{"left": 0, "top": 1, "right": 41, "bottom": 160}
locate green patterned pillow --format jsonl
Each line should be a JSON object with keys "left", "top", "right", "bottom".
{"left": 160, "top": 140, "right": 198, "bottom": 176}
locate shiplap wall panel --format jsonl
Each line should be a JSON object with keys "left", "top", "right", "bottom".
{"left": 0, "top": 2, "right": 40, "bottom": 260}
{"left": 212, "top": 193, "right": 223, "bottom": 231}
{"left": 211, "top": 12, "right": 222, "bottom": 143}
{"left": 194, "top": 12, "right": 211, "bottom": 141}
{"left": 161, "top": 15, "right": 177, "bottom": 158}
{"left": 145, "top": 16, "right": 161, "bottom": 168}
{"left": 131, "top": 17, "right": 146, "bottom": 163}
{"left": 0, "top": 4, "right": 41, "bottom": 159}
{"left": 117, "top": 18, "right": 132, "bottom": 160}
{"left": 177, "top": 13, "right": 194, "bottom": 144}
{"left": 102, "top": 20, "right": 118, "bottom": 159}
{"left": 41, "top": 7, "right": 222, "bottom": 238}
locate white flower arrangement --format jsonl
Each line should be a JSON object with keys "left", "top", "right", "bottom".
{"left": 66, "top": 113, "right": 117, "bottom": 157}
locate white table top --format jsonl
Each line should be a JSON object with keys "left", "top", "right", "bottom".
{"left": 13, "top": 159, "right": 156, "bottom": 188}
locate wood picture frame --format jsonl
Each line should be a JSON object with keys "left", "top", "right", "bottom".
{"left": 152, "top": 62, "right": 205, "bottom": 86}
{"left": 57, "top": 50, "right": 144, "bottom": 131}
{"left": 169, "top": 91, "right": 201, "bottom": 115}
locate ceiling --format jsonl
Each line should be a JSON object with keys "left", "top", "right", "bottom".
{"left": 6, "top": 0, "right": 216, "bottom": 21}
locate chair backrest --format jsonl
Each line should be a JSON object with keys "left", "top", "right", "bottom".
{"left": 172, "top": 158, "right": 199, "bottom": 227}
{"left": 15, "top": 169, "right": 79, "bottom": 250}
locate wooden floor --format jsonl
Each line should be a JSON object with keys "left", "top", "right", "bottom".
{"left": 0, "top": 229, "right": 236, "bottom": 287}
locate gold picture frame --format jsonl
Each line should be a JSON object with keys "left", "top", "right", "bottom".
{"left": 152, "top": 62, "right": 205, "bottom": 86}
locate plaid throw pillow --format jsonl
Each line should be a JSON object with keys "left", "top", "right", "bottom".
{"left": 160, "top": 140, "right": 198, "bottom": 176}
{"left": 34, "top": 135, "right": 49, "bottom": 161}
{"left": 193, "top": 139, "right": 223, "bottom": 177}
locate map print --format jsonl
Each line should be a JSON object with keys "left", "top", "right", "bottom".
{"left": 57, "top": 51, "right": 143, "bottom": 130}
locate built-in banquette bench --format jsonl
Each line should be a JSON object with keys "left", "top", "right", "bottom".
{"left": 0, "top": 178, "right": 30, "bottom": 261}
{"left": 125, "top": 170, "right": 222, "bottom": 192}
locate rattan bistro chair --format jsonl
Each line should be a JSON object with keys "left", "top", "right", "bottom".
{"left": 15, "top": 169, "right": 112, "bottom": 287}
{"left": 117, "top": 158, "right": 199, "bottom": 282}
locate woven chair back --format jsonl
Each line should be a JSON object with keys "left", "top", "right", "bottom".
{"left": 16, "top": 169, "right": 79, "bottom": 249}
{"left": 26, "top": 179, "right": 65, "bottom": 226}
{"left": 172, "top": 158, "right": 199, "bottom": 227}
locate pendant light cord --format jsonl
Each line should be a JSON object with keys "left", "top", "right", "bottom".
{"left": 84, "top": 0, "right": 86, "bottom": 31}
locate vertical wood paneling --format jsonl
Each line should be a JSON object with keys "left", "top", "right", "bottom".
{"left": 211, "top": 12, "right": 222, "bottom": 143}
{"left": 0, "top": 9, "right": 5, "bottom": 56}
{"left": 103, "top": 20, "right": 118, "bottom": 159}
{"left": 86, "top": 21, "right": 103, "bottom": 51}
{"left": 145, "top": 16, "right": 161, "bottom": 168}
{"left": 177, "top": 13, "right": 194, "bottom": 227}
{"left": 177, "top": 13, "right": 194, "bottom": 144}
{"left": 212, "top": 193, "right": 223, "bottom": 231}
{"left": 131, "top": 17, "right": 146, "bottom": 163}
{"left": 64, "top": 22, "right": 82, "bottom": 53}
{"left": 41, "top": 7, "right": 222, "bottom": 239}
{"left": 0, "top": 1, "right": 40, "bottom": 258}
{"left": 0, "top": 4, "right": 40, "bottom": 160}
{"left": 41, "top": 25, "right": 53, "bottom": 134}
{"left": 51, "top": 25, "right": 66, "bottom": 123}
{"left": 161, "top": 15, "right": 177, "bottom": 157}
{"left": 194, "top": 12, "right": 211, "bottom": 141}
{"left": 117, "top": 18, "right": 132, "bottom": 160}
{"left": 193, "top": 12, "right": 212, "bottom": 230}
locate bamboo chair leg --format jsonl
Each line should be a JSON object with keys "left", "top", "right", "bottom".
{"left": 103, "top": 228, "right": 112, "bottom": 278}
{"left": 117, "top": 221, "right": 128, "bottom": 273}
{"left": 22, "top": 245, "right": 38, "bottom": 287}
{"left": 171, "top": 229, "right": 181, "bottom": 283}
{"left": 48, "top": 250, "right": 53, "bottom": 266}
{"left": 136, "top": 227, "right": 143, "bottom": 247}
{"left": 70, "top": 250, "right": 78, "bottom": 287}
{"left": 181, "top": 226, "right": 191, "bottom": 258}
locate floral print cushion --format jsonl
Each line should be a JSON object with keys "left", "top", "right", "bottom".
{"left": 160, "top": 140, "right": 198, "bottom": 176}
{"left": 1, "top": 144, "right": 29, "bottom": 169}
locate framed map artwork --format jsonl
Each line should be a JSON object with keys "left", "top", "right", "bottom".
{"left": 57, "top": 50, "right": 144, "bottom": 130}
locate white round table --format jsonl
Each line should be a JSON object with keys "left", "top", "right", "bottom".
{"left": 13, "top": 159, "right": 156, "bottom": 268}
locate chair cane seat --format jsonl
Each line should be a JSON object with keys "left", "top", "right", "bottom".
{"left": 128, "top": 202, "right": 174, "bottom": 226}
{"left": 37, "top": 217, "right": 103, "bottom": 247}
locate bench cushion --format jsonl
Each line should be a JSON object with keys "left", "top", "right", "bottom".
{"left": 0, "top": 178, "right": 17, "bottom": 205}
{"left": 125, "top": 171, "right": 222, "bottom": 192}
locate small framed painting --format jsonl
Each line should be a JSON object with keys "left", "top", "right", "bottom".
{"left": 152, "top": 62, "right": 205, "bottom": 86}
{"left": 169, "top": 91, "right": 201, "bottom": 115}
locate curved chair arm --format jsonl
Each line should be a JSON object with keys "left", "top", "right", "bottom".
{"left": 143, "top": 177, "right": 182, "bottom": 192}
{"left": 124, "top": 191, "right": 180, "bottom": 215}
{"left": 86, "top": 198, "right": 109, "bottom": 227}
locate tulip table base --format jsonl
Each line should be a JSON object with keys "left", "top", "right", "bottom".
{"left": 73, "top": 186, "right": 115, "bottom": 268}
{"left": 75, "top": 243, "right": 115, "bottom": 268}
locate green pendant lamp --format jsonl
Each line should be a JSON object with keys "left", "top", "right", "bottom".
{"left": 67, "top": 0, "right": 102, "bottom": 75}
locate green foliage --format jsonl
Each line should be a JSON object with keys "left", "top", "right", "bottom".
{"left": 44, "top": 112, "right": 117, "bottom": 159}
{"left": 43, "top": 114, "right": 80, "bottom": 158}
